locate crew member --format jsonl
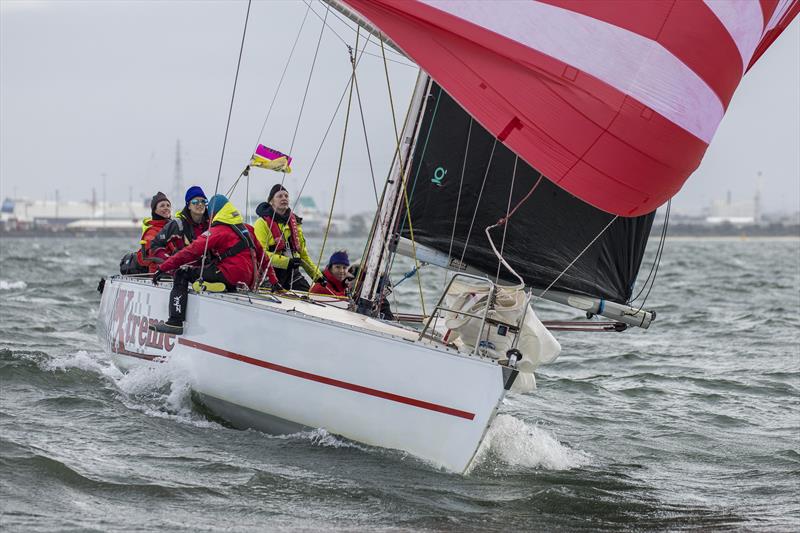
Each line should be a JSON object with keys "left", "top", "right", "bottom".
{"left": 136, "top": 191, "right": 171, "bottom": 272}
{"left": 254, "top": 184, "right": 321, "bottom": 291}
{"left": 310, "top": 250, "right": 350, "bottom": 298}
{"left": 150, "top": 185, "right": 210, "bottom": 262}
{"left": 151, "top": 194, "right": 278, "bottom": 335}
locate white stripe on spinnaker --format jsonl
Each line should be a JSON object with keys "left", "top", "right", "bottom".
{"left": 421, "top": 0, "right": 723, "bottom": 142}
{"left": 704, "top": 0, "right": 764, "bottom": 69}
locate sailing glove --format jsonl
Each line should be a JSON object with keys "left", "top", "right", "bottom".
{"left": 287, "top": 257, "right": 302, "bottom": 270}
{"left": 152, "top": 270, "right": 165, "bottom": 285}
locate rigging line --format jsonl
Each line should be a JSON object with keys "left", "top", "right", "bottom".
{"left": 485, "top": 224, "right": 525, "bottom": 287}
{"left": 316, "top": 30, "right": 360, "bottom": 271}
{"left": 254, "top": 2, "right": 312, "bottom": 149}
{"left": 310, "top": 0, "right": 409, "bottom": 61}
{"left": 284, "top": 1, "right": 330, "bottom": 183}
{"left": 378, "top": 39, "right": 426, "bottom": 316}
{"left": 494, "top": 155, "right": 520, "bottom": 284}
{"left": 442, "top": 117, "right": 473, "bottom": 287}
{"left": 221, "top": 3, "right": 313, "bottom": 201}
{"left": 632, "top": 199, "right": 671, "bottom": 312}
{"left": 352, "top": 40, "right": 408, "bottom": 300}
{"left": 351, "top": 73, "right": 422, "bottom": 300}
{"left": 304, "top": 1, "right": 414, "bottom": 68}
{"left": 382, "top": 79, "right": 440, "bottom": 306}
{"left": 200, "top": 0, "right": 252, "bottom": 282}
{"left": 352, "top": 67, "right": 379, "bottom": 206}
{"left": 630, "top": 199, "right": 670, "bottom": 303}
{"left": 500, "top": 172, "right": 544, "bottom": 224}
{"left": 457, "top": 137, "right": 498, "bottom": 268}
{"left": 245, "top": 172, "right": 250, "bottom": 225}
{"left": 395, "top": 84, "right": 442, "bottom": 238}
{"left": 291, "top": 32, "right": 373, "bottom": 211}
{"left": 536, "top": 215, "right": 619, "bottom": 303}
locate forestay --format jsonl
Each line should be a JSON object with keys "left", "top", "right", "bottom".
{"left": 338, "top": 0, "right": 799, "bottom": 216}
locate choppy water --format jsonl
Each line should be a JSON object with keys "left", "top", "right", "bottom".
{"left": 1, "top": 236, "right": 798, "bottom": 532}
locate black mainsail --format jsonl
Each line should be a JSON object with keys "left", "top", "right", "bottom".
{"left": 398, "top": 82, "right": 655, "bottom": 305}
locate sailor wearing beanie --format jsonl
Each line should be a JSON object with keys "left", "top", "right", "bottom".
{"left": 253, "top": 183, "right": 322, "bottom": 291}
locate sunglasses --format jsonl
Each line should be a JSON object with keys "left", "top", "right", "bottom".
{"left": 190, "top": 199, "right": 209, "bottom": 206}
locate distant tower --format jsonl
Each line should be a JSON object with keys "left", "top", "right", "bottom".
{"left": 173, "top": 140, "right": 183, "bottom": 204}
{"left": 754, "top": 171, "right": 763, "bottom": 223}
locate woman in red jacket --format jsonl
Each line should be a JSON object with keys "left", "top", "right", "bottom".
{"left": 310, "top": 250, "right": 350, "bottom": 298}
{"left": 151, "top": 194, "right": 278, "bottom": 335}
{"left": 136, "top": 191, "right": 172, "bottom": 272}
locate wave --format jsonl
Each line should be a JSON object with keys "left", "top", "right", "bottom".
{"left": 470, "top": 414, "right": 591, "bottom": 473}
{"left": 41, "top": 350, "right": 220, "bottom": 430}
{"left": 270, "top": 428, "right": 368, "bottom": 451}
{"left": 0, "top": 280, "right": 27, "bottom": 290}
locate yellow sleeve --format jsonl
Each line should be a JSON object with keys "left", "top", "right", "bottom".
{"left": 296, "top": 225, "right": 322, "bottom": 280}
{"left": 254, "top": 218, "right": 289, "bottom": 270}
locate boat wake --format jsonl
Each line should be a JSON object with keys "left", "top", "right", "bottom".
{"left": 471, "top": 414, "right": 591, "bottom": 473}
{"left": 44, "top": 350, "right": 220, "bottom": 430}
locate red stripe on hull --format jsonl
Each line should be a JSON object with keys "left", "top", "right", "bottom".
{"left": 178, "top": 338, "right": 476, "bottom": 420}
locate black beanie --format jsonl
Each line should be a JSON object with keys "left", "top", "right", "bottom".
{"left": 268, "top": 183, "right": 288, "bottom": 202}
{"left": 150, "top": 191, "right": 170, "bottom": 214}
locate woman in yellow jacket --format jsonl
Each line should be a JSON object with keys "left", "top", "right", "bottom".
{"left": 254, "top": 184, "right": 322, "bottom": 291}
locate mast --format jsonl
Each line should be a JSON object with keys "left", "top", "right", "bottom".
{"left": 356, "top": 72, "right": 430, "bottom": 313}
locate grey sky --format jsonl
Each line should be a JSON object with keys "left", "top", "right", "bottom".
{"left": 1, "top": 0, "right": 798, "bottom": 216}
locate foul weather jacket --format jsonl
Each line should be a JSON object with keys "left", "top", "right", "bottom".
{"left": 159, "top": 202, "right": 277, "bottom": 288}
{"left": 253, "top": 203, "right": 321, "bottom": 281}
{"left": 310, "top": 268, "right": 348, "bottom": 298}
{"left": 150, "top": 207, "right": 210, "bottom": 263}
{"left": 136, "top": 217, "right": 169, "bottom": 273}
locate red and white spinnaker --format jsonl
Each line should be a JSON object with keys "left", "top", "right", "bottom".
{"left": 339, "top": 0, "right": 799, "bottom": 216}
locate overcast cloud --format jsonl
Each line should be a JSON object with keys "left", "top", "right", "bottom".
{"left": 1, "top": 0, "right": 798, "bottom": 216}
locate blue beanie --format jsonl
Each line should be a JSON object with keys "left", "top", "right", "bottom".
{"left": 185, "top": 185, "right": 207, "bottom": 205}
{"left": 328, "top": 250, "right": 350, "bottom": 267}
{"left": 207, "top": 194, "right": 228, "bottom": 217}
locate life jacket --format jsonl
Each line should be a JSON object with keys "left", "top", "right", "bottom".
{"left": 209, "top": 221, "right": 259, "bottom": 290}
{"left": 311, "top": 268, "right": 348, "bottom": 297}
{"left": 136, "top": 217, "right": 168, "bottom": 269}
{"left": 261, "top": 213, "right": 300, "bottom": 254}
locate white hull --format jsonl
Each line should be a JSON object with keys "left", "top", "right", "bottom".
{"left": 98, "top": 276, "right": 515, "bottom": 473}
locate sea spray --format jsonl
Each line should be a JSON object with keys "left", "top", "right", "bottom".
{"left": 42, "top": 349, "right": 219, "bottom": 430}
{"left": 470, "top": 414, "right": 591, "bottom": 473}
{"left": 271, "top": 428, "right": 368, "bottom": 451}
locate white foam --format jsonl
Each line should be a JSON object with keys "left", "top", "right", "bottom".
{"left": 0, "top": 280, "right": 27, "bottom": 290}
{"left": 471, "top": 414, "right": 591, "bottom": 472}
{"left": 44, "top": 349, "right": 117, "bottom": 376}
{"left": 44, "top": 350, "right": 219, "bottom": 430}
{"left": 272, "top": 428, "right": 367, "bottom": 451}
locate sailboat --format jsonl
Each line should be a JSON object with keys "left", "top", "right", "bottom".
{"left": 97, "top": 1, "right": 798, "bottom": 473}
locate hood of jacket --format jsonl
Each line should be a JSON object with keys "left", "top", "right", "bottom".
{"left": 211, "top": 201, "right": 244, "bottom": 226}
{"left": 141, "top": 216, "right": 168, "bottom": 232}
